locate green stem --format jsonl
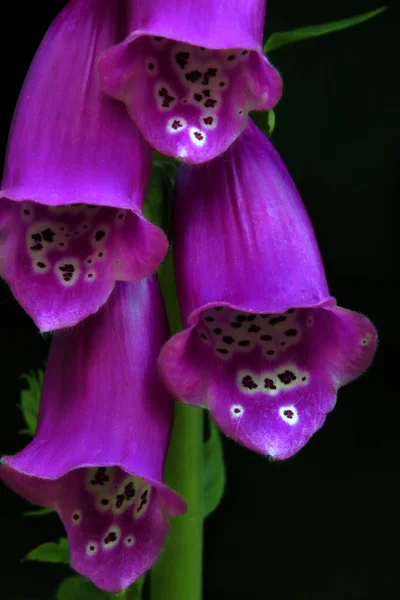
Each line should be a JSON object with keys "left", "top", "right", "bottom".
{"left": 150, "top": 253, "right": 204, "bottom": 600}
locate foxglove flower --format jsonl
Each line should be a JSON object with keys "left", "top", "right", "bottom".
{"left": 1, "top": 278, "right": 186, "bottom": 593}
{"left": 0, "top": 0, "right": 167, "bottom": 332}
{"left": 98, "top": 0, "right": 282, "bottom": 163}
{"left": 159, "top": 123, "right": 377, "bottom": 460}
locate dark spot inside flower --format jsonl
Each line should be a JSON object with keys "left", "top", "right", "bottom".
{"left": 175, "top": 52, "right": 189, "bottom": 69}
{"left": 267, "top": 350, "right": 275, "bottom": 356}
{"left": 231, "top": 322, "right": 241, "bottom": 328}
{"left": 74, "top": 231, "right": 79, "bottom": 235}
{"left": 98, "top": 252, "right": 103, "bottom": 258}
{"left": 242, "top": 50, "right": 248, "bottom": 55}
{"left": 214, "top": 307, "right": 224, "bottom": 311}
{"left": 217, "top": 348, "right": 228, "bottom": 354}
{"left": 238, "top": 110, "right": 243, "bottom": 115}
{"left": 302, "top": 376, "right": 307, "bottom": 382}
{"left": 238, "top": 340, "right": 250, "bottom": 347}
{"left": 204, "top": 116, "right": 214, "bottom": 125}
{"left": 264, "top": 378, "right": 277, "bottom": 390}
{"left": 200, "top": 333, "right": 207, "bottom": 340}
{"left": 90, "top": 467, "right": 109, "bottom": 486}
{"left": 148, "top": 62, "right": 155, "bottom": 70}
{"left": 87, "top": 204, "right": 97, "bottom": 209}
{"left": 194, "top": 131, "right": 204, "bottom": 141}
{"left": 203, "top": 89, "right": 211, "bottom": 97}
{"left": 24, "top": 209, "right": 31, "bottom": 215}
{"left": 37, "top": 262, "right": 46, "bottom": 269}
{"left": 100, "top": 498, "right": 109, "bottom": 506}
{"left": 194, "top": 93, "right": 203, "bottom": 102}
{"left": 269, "top": 315, "right": 286, "bottom": 326}
{"left": 31, "top": 243, "right": 43, "bottom": 251}
{"left": 87, "top": 274, "right": 93, "bottom": 279}
{"left": 242, "top": 375, "right": 258, "bottom": 390}
{"left": 285, "top": 329, "right": 298, "bottom": 337}
{"left": 104, "top": 531, "right": 117, "bottom": 545}
{"left": 214, "top": 328, "right": 222, "bottom": 334}
{"left": 154, "top": 36, "right": 164, "bottom": 41}
{"left": 171, "top": 119, "right": 183, "bottom": 130}
{"left": 115, "top": 494, "right": 125, "bottom": 509}
{"left": 204, "top": 98, "right": 217, "bottom": 108}
{"left": 89, "top": 545, "right": 95, "bottom": 552}
{"left": 159, "top": 87, "right": 175, "bottom": 108}
{"left": 72, "top": 513, "right": 80, "bottom": 521}
{"left": 83, "top": 224, "right": 88, "bottom": 229}
{"left": 118, "top": 213, "right": 124, "bottom": 219}
{"left": 280, "top": 341, "right": 286, "bottom": 346}
{"left": 219, "top": 81, "right": 225, "bottom": 87}
{"left": 247, "top": 315, "right": 256, "bottom": 321}
{"left": 233, "top": 408, "right": 242, "bottom": 414}
{"left": 95, "top": 230, "right": 105, "bottom": 241}
{"left": 185, "top": 70, "right": 202, "bottom": 83}
{"left": 286, "top": 308, "right": 295, "bottom": 314}
{"left": 259, "top": 314, "right": 270, "bottom": 318}
{"left": 202, "top": 68, "right": 217, "bottom": 85}
{"left": 59, "top": 264, "right": 74, "bottom": 273}
{"left": 248, "top": 325, "right": 261, "bottom": 333}
{"left": 283, "top": 409, "right": 294, "bottom": 419}
{"left": 205, "top": 316, "right": 214, "bottom": 322}
{"left": 138, "top": 490, "right": 149, "bottom": 513}
{"left": 125, "top": 482, "right": 136, "bottom": 500}
{"left": 278, "top": 370, "right": 297, "bottom": 385}
{"left": 228, "top": 54, "right": 236, "bottom": 61}
{"left": 260, "top": 334, "right": 272, "bottom": 341}
{"left": 223, "top": 336, "right": 234, "bottom": 345}
{"left": 237, "top": 315, "right": 246, "bottom": 322}
{"left": 31, "top": 233, "right": 42, "bottom": 243}
{"left": 87, "top": 259, "right": 92, "bottom": 264}
{"left": 41, "top": 228, "right": 55, "bottom": 243}
{"left": 59, "top": 226, "right": 65, "bottom": 231}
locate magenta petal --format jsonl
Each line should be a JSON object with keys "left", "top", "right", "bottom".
{"left": 98, "top": 1, "right": 282, "bottom": 163}
{"left": 0, "top": 0, "right": 167, "bottom": 331}
{"left": 1, "top": 279, "right": 186, "bottom": 592}
{"left": 159, "top": 123, "right": 377, "bottom": 459}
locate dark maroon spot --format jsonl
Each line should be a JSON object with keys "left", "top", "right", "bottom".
{"left": 98, "top": 252, "right": 103, "bottom": 258}
{"left": 269, "top": 315, "right": 286, "bottom": 326}
{"left": 83, "top": 224, "right": 88, "bottom": 229}
{"left": 118, "top": 213, "right": 124, "bottom": 219}
{"left": 238, "top": 110, "right": 243, "bottom": 115}
{"left": 87, "top": 274, "right": 93, "bottom": 279}
{"left": 31, "top": 243, "right": 43, "bottom": 251}
{"left": 90, "top": 467, "right": 109, "bottom": 486}
{"left": 59, "top": 242, "right": 65, "bottom": 247}
{"left": 228, "top": 54, "right": 236, "bottom": 61}
{"left": 31, "top": 233, "right": 42, "bottom": 243}
{"left": 200, "top": 333, "right": 207, "bottom": 340}
{"left": 236, "top": 315, "right": 246, "bottom": 322}
{"left": 205, "top": 316, "right": 214, "bottom": 322}
{"left": 95, "top": 230, "right": 105, "bottom": 241}
{"left": 264, "top": 378, "right": 277, "bottom": 390}
{"left": 214, "top": 307, "right": 224, "bottom": 311}
{"left": 260, "top": 334, "right": 272, "bottom": 341}
{"left": 283, "top": 409, "right": 294, "bottom": 419}
{"left": 278, "top": 370, "right": 297, "bottom": 385}
{"left": 280, "top": 341, "right": 286, "bottom": 346}
{"left": 223, "top": 336, "right": 234, "bottom": 345}
{"left": 217, "top": 348, "right": 228, "bottom": 354}
{"left": 125, "top": 482, "right": 136, "bottom": 500}
{"left": 24, "top": 209, "right": 31, "bottom": 215}
{"left": 115, "top": 494, "right": 125, "bottom": 509}
{"left": 231, "top": 322, "right": 241, "bottom": 329}
{"left": 185, "top": 70, "right": 202, "bottom": 83}
{"left": 242, "top": 50, "right": 248, "bottom": 55}
{"left": 248, "top": 325, "right": 261, "bottom": 333}
{"left": 72, "top": 513, "right": 79, "bottom": 521}
{"left": 202, "top": 68, "right": 217, "bottom": 85}
{"left": 175, "top": 51, "right": 190, "bottom": 69}
{"left": 59, "top": 226, "right": 65, "bottom": 231}
{"left": 194, "top": 131, "right": 204, "bottom": 141}
{"left": 74, "top": 231, "right": 79, "bottom": 235}
{"left": 138, "top": 490, "right": 149, "bottom": 513}
{"left": 233, "top": 408, "right": 242, "bottom": 414}
{"left": 171, "top": 119, "right": 183, "bottom": 130}
{"left": 193, "top": 93, "right": 203, "bottom": 102}
{"left": 214, "top": 328, "right": 222, "bottom": 334}
{"left": 219, "top": 81, "right": 225, "bottom": 87}
{"left": 286, "top": 308, "right": 295, "bottom": 314}
{"left": 87, "top": 204, "right": 96, "bottom": 209}
{"left": 204, "top": 98, "right": 217, "bottom": 108}
{"left": 267, "top": 350, "right": 275, "bottom": 356}
{"left": 154, "top": 36, "right": 164, "bottom": 41}
{"left": 259, "top": 314, "right": 271, "bottom": 318}
{"left": 203, "top": 89, "right": 211, "bottom": 97}
{"left": 247, "top": 315, "right": 256, "bottom": 321}
{"left": 87, "top": 259, "right": 92, "bottom": 264}
{"left": 242, "top": 375, "right": 258, "bottom": 390}
{"left": 100, "top": 498, "right": 109, "bottom": 506}
{"left": 285, "top": 329, "right": 298, "bottom": 337}
{"left": 89, "top": 545, "right": 95, "bottom": 552}
{"left": 59, "top": 264, "right": 74, "bottom": 273}
{"left": 104, "top": 531, "right": 117, "bottom": 545}
{"left": 37, "top": 262, "right": 46, "bottom": 269}
{"left": 65, "top": 234, "right": 70, "bottom": 238}
{"left": 159, "top": 87, "right": 175, "bottom": 108}
{"left": 238, "top": 340, "right": 250, "bottom": 347}
{"left": 203, "top": 116, "right": 214, "bottom": 125}
{"left": 41, "top": 228, "right": 55, "bottom": 243}
{"left": 148, "top": 62, "right": 155, "bottom": 70}
{"left": 302, "top": 376, "right": 307, "bottom": 382}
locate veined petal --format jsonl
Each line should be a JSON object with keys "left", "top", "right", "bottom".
{"left": 1, "top": 279, "right": 186, "bottom": 593}
{"left": 159, "top": 123, "right": 377, "bottom": 459}
{"left": 0, "top": 0, "right": 167, "bottom": 331}
{"left": 98, "top": 0, "right": 282, "bottom": 163}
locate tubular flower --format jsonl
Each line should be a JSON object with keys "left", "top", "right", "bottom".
{"left": 0, "top": 0, "right": 167, "bottom": 332}
{"left": 159, "top": 123, "right": 377, "bottom": 460}
{"left": 0, "top": 279, "right": 186, "bottom": 593}
{"left": 98, "top": 0, "right": 282, "bottom": 164}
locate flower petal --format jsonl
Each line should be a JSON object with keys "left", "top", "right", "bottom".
{"left": 0, "top": 0, "right": 167, "bottom": 330}
{"left": 159, "top": 123, "right": 377, "bottom": 459}
{"left": 98, "top": 1, "right": 281, "bottom": 163}
{"left": 1, "top": 279, "right": 186, "bottom": 592}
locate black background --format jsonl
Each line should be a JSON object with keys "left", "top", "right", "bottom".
{"left": 0, "top": 1, "right": 398, "bottom": 599}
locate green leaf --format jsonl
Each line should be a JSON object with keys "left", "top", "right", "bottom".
{"left": 25, "top": 538, "right": 70, "bottom": 564}
{"left": 19, "top": 369, "right": 44, "bottom": 436}
{"left": 251, "top": 109, "right": 276, "bottom": 137}
{"left": 204, "top": 415, "right": 226, "bottom": 518}
{"left": 24, "top": 507, "right": 54, "bottom": 518}
{"left": 56, "top": 574, "right": 146, "bottom": 600}
{"left": 264, "top": 6, "right": 387, "bottom": 53}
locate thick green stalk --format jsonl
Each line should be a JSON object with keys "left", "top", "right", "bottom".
{"left": 150, "top": 252, "right": 203, "bottom": 600}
